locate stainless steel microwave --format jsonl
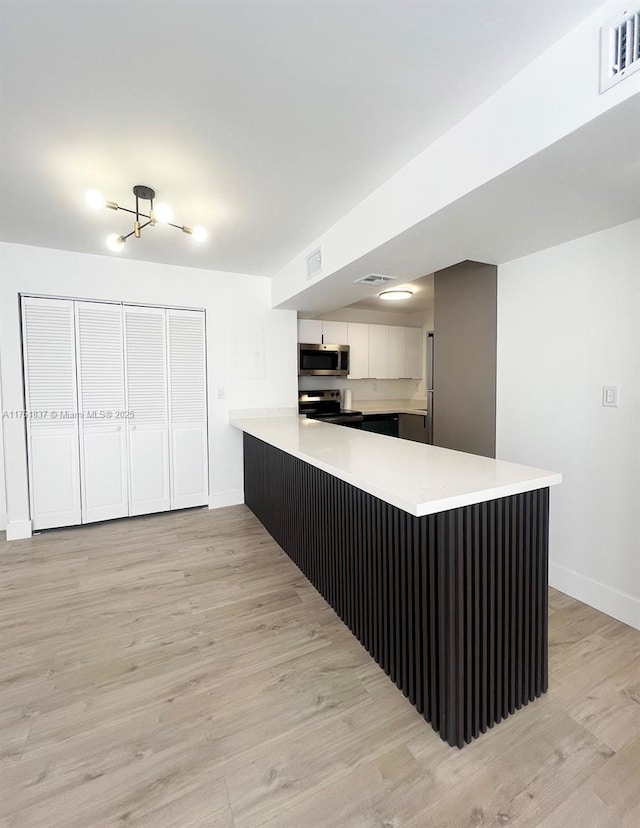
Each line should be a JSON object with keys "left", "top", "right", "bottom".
{"left": 298, "top": 343, "right": 349, "bottom": 376}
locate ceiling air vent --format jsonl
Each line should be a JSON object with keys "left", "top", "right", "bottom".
{"left": 600, "top": 5, "right": 640, "bottom": 91}
{"left": 354, "top": 274, "right": 398, "bottom": 286}
{"left": 306, "top": 247, "right": 322, "bottom": 279}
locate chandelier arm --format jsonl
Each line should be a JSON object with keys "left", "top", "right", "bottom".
{"left": 116, "top": 205, "right": 152, "bottom": 219}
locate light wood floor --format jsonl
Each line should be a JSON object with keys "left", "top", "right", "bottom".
{"left": 0, "top": 506, "right": 638, "bottom": 828}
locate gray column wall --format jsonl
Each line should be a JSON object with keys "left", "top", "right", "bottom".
{"left": 433, "top": 261, "right": 497, "bottom": 458}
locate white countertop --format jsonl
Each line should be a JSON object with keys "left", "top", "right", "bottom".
{"left": 230, "top": 415, "right": 561, "bottom": 517}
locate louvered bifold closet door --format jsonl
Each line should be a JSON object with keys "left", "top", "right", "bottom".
{"left": 167, "top": 309, "right": 209, "bottom": 509}
{"left": 21, "top": 297, "right": 81, "bottom": 529}
{"left": 124, "top": 305, "right": 170, "bottom": 516}
{"left": 75, "top": 302, "right": 128, "bottom": 523}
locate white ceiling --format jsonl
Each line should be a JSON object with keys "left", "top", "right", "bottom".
{"left": 279, "top": 93, "right": 640, "bottom": 315}
{"left": 0, "top": 0, "right": 604, "bottom": 275}
{"left": 346, "top": 274, "right": 434, "bottom": 314}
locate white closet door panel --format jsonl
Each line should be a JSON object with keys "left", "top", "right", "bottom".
{"left": 75, "top": 301, "right": 128, "bottom": 523}
{"left": 29, "top": 427, "right": 81, "bottom": 529}
{"left": 128, "top": 429, "right": 170, "bottom": 515}
{"left": 170, "top": 428, "right": 208, "bottom": 509}
{"left": 81, "top": 427, "right": 128, "bottom": 522}
{"left": 167, "top": 309, "right": 208, "bottom": 509}
{"left": 22, "top": 298, "right": 78, "bottom": 421}
{"left": 125, "top": 306, "right": 169, "bottom": 426}
{"left": 167, "top": 310, "right": 206, "bottom": 423}
{"left": 124, "top": 305, "right": 170, "bottom": 515}
{"left": 22, "top": 297, "right": 81, "bottom": 529}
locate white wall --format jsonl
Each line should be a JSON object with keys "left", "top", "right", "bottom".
{"left": 497, "top": 219, "right": 640, "bottom": 630}
{"left": 0, "top": 243, "right": 298, "bottom": 539}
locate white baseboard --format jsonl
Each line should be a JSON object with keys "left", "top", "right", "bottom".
{"left": 208, "top": 490, "right": 244, "bottom": 510}
{"left": 6, "top": 519, "right": 33, "bottom": 541}
{"left": 549, "top": 561, "right": 640, "bottom": 631}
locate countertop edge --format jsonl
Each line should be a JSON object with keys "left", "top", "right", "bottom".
{"left": 231, "top": 416, "right": 562, "bottom": 517}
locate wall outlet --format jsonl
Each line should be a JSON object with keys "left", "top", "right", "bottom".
{"left": 602, "top": 385, "right": 618, "bottom": 407}
{"left": 373, "top": 382, "right": 378, "bottom": 392}
{"left": 217, "top": 386, "right": 225, "bottom": 400}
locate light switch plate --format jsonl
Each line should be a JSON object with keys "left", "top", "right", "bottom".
{"left": 602, "top": 385, "right": 618, "bottom": 407}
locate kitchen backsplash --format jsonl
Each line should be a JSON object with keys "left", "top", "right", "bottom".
{"left": 298, "top": 375, "right": 423, "bottom": 401}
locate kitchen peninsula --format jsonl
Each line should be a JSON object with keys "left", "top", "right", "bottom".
{"left": 231, "top": 414, "right": 562, "bottom": 748}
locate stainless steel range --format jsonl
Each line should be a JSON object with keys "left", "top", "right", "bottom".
{"left": 298, "top": 390, "right": 363, "bottom": 428}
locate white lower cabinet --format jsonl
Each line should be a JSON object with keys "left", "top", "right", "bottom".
{"left": 21, "top": 296, "right": 208, "bottom": 530}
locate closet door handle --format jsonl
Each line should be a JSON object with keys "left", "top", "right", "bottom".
{"left": 130, "top": 424, "right": 137, "bottom": 430}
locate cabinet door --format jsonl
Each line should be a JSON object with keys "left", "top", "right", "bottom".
{"left": 368, "top": 325, "right": 389, "bottom": 379}
{"left": 124, "top": 305, "right": 171, "bottom": 516}
{"left": 400, "top": 413, "right": 428, "bottom": 443}
{"left": 167, "top": 309, "right": 209, "bottom": 510}
{"left": 405, "top": 327, "right": 423, "bottom": 379}
{"left": 347, "top": 323, "right": 369, "bottom": 378}
{"left": 388, "top": 326, "right": 406, "bottom": 378}
{"left": 22, "top": 297, "right": 81, "bottom": 529}
{"left": 75, "top": 301, "right": 129, "bottom": 523}
{"left": 297, "top": 319, "right": 322, "bottom": 344}
{"left": 321, "top": 321, "right": 348, "bottom": 344}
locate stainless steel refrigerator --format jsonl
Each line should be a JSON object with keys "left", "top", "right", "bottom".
{"left": 426, "top": 331, "right": 434, "bottom": 444}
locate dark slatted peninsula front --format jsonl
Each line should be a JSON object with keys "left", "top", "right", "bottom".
{"left": 236, "top": 421, "right": 560, "bottom": 749}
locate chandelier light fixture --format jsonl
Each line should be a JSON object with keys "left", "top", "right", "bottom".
{"left": 84, "top": 185, "right": 206, "bottom": 252}
{"left": 378, "top": 289, "right": 413, "bottom": 301}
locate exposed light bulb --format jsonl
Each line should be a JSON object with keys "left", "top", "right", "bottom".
{"left": 85, "top": 189, "right": 106, "bottom": 210}
{"left": 154, "top": 202, "right": 174, "bottom": 223}
{"left": 192, "top": 225, "right": 207, "bottom": 242}
{"left": 106, "top": 233, "right": 126, "bottom": 252}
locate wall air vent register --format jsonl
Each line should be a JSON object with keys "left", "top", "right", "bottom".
{"left": 600, "top": 4, "right": 640, "bottom": 91}
{"left": 306, "top": 248, "right": 322, "bottom": 279}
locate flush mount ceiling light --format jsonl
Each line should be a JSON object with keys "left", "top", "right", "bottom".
{"left": 84, "top": 185, "right": 206, "bottom": 252}
{"left": 378, "top": 289, "right": 413, "bottom": 301}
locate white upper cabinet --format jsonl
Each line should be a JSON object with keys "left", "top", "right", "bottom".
{"left": 388, "top": 326, "right": 406, "bottom": 378}
{"left": 297, "top": 319, "right": 348, "bottom": 345}
{"left": 298, "top": 318, "right": 423, "bottom": 381}
{"left": 297, "top": 319, "right": 323, "bottom": 344}
{"left": 368, "top": 325, "right": 389, "bottom": 379}
{"left": 321, "top": 321, "right": 348, "bottom": 344}
{"left": 405, "top": 327, "right": 423, "bottom": 379}
{"left": 347, "top": 323, "right": 369, "bottom": 379}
